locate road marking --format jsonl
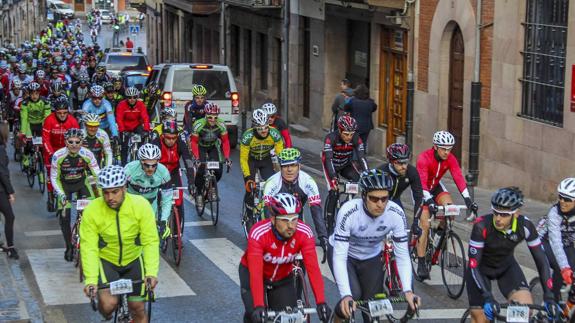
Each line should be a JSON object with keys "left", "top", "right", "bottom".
{"left": 416, "top": 308, "right": 468, "bottom": 319}
{"left": 421, "top": 264, "right": 462, "bottom": 286}
{"left": 184, "top": 221, "right": 213, "bottom": 227}
{"left": 24, "top": 230, "right": 61, "bottom": 237}
{"left": 316, "top": 246, "right": 335, "bottom": 283}
{"left": 26, "top": 248, "right": 194, "bottom": 305}
{"left": 190, "top": 238, "right": 243, "bottom": 285}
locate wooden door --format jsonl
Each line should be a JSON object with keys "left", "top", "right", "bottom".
{"left": 74, "top": 0, "right": 84, "bottom": 13}
{"left": 378, "top": 28, "right": 407, "bottom": 147}
{"left": 448, "top": 26, "right": 464, "bottom": 160}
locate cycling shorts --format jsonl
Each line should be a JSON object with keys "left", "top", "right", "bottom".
{"left": 465, "top": 259, "right": 529, "bottom": 307}
{"left": 99, "top": 256, "right": 146, "bottom": 301}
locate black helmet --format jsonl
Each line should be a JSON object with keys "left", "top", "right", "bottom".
{"left": 52, "top": 96, "right": 69, "bottom": 111}
{"left": 386, "top": 143, "right": 410, "bottom": 162}
{"left": 358, "top": 169, "right": 393, "bottom": 194}
{"left": 491, "top": 187, "right": 524, "bottom": 211}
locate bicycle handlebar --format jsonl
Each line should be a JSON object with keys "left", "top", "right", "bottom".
{"left": 265, "top": 307, "right": 317, "bottom": 318}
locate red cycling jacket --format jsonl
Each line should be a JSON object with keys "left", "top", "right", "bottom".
{"left": 115, "top": 99, "right": 150, "bottom": 132}
{"left": 240, "top": 219, "right": 325, "bottom": 308}
{"left": 42, "top": 113, "right": 80, "bottom": 161}
{"left": 415, "top": 148, "right": 468, "bottom": 199}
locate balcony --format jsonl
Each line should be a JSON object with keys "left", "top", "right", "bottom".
{"left": 225, "top": 0, "right": 282, "bottom": 9}
{"left": 332, "top": 0, "right": 405, "bottom": 9}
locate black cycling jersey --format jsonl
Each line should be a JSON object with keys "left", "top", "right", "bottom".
{"left": 468, "top": 214, "right": 553, "bottom": 301}
{"left": 82, "top": 135, "right": 104, "bottom": 166}
{"left": 378, "top": 163, "right": 424, "bottom": 217}
{"left": 321, "top": 131, "right": 367, "bottom": 180}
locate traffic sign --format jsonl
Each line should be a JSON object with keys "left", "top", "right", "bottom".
{"left": 129, "top": 25, "right": 140, "bottom": 34}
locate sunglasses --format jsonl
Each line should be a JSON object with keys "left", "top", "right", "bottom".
{"left": 67, "top": 140, "right": 81, "bottom": 145}
{"left": 163, "top": 135, "right": 178, "bottom": 141}
{"left": 256, "top": 126, "right": 269, "bottom": 132}
{"left": 195, "top": 96, "right": 205, "bottom": 100}
{"left": 393, "top": 160, "right": 408, "bottom": 166}
{"left": 92, "top": 97, "right": 103, "bottom": 101}
{"left": 367, "top": 195, "right": 389, "bottom": 204}
{"left": 491, "top": 208, "right": 515, "bottom": 217}
{"left": 559, "top": 195, "right": 575, "bottom": 203}
{"left": 142, "top": 162, "right": 158, "bottom": 169}
{"left": 127, "top": 96, "right": 137, "bottom": 99}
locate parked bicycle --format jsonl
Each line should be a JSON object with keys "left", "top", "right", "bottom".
{"left": 410, "top": 205, "right": 468, "bottom": 299}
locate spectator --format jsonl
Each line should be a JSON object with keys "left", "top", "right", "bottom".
{"left": 330, "top": 78, "right": 352, "bottom": 131}
{"left": 344, "top": 84, "right": 377, "bottom": 148}
{"left": 125, "top": 37, "right": 134, "bottom": 52}
{"left": 0, "top": 122, "right": 17, "bottom": 259}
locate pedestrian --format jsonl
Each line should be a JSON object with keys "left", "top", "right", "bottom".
{"left": 0, "top": 122, "right": 18, "bottom": 259}
{"left": 343, "top": 84, "right": 377, "bottom": 148}
{"left": 330, "top": 78, "right": 352, "bottom": 131}
{"left": 125, "top": 37, "right": 134, "bottom": 52}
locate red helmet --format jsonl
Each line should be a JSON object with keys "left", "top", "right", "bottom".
{"left": 268, "top": 193, "right": 302, "bottom": 215}
{"left": 337, "top": 115, "right": 358, "bottom": 132}
{"left": 204, "top": 102, "right": 220, "bottom": 115}
{"left": 386, "top": 143, "right": 410, "bottom": 162}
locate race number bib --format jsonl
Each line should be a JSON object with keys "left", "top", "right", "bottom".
{"left": 444, "top": 205, "right": 461, "bottom": 217}
{"left": 32, "top": 137, "right": 42, "bottom": 145}
{"left": 345, "top": 183, "right": 359, "bottom": 194}
{"left": 76, "top": 199, "right": 91, "bottom": 211}
{"left": 206, "top": 161, "right": 219, "bottom": 170}
{"left": 279, "top": 312, "right": 304, "bottom": 323}
{"left": 368, "top": 299, "right": 393, "bottom": 317}
{"left": 506, "top": 305, "right": 529, "bottom": 322}
{"left": 109, "top": 279, "right": 133, "bottom": 296}
{"left": 131, "top": 134, "right": 141, "bottom": 143}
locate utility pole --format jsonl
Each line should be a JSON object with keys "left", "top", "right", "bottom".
{"left": 219, "top": 0, "right": 226, "bottom": 65}
{"left": 280, "top": 0, "right": 290, "bottom": 123}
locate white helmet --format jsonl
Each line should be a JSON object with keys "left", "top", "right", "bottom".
{"left": 98, "top": 165, "right": 127, "bottom": 189}
{"left": 137, "top": 143, "right": 161, "bottom": 160}
{"left": 558, "top": 178, "right": 575, "bottom": 199}
{"left": 261, "top": 103, "right": 277, "bottom": 116}
{"left": 252, "top": 108, "right": 269, "bottom": 127}
{"left": 433, "top": 131, "right": 455, "bottom": 147}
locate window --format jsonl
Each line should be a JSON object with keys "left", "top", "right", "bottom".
{"left": 171, "top": 69, "right": 231, "bottom": 100}
{"left": 521, "top": 0, "right": 569, "bottom": 126}
{"left": 259, "top": 33, "right": 268, "bottom": 90}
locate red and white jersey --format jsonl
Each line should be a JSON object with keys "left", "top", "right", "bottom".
{"left": 415, "top": 148, "right": 469, "bottom": 200}
{"left": 240, "top": 219, "right": 325, "bottom": 307}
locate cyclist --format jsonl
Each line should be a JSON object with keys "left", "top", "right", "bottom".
{"left": 151, "top": 120, "right": 194, "bottom": 228}
{"left": 111, "top": 75, "right": 125, "bottom": 96}
{"left": 103, "top": 81, "right": 122, "bottom": 111}
{"left": 536, "top": 178, "right": 575, "bottom": 302}
{"left": 91, "top": 63, "right": 110, "bottom": 86}
{"left": 322, "top": 115, "right": 368, "bottom": 235}
{"left": 7, "top": 78, "right": 22, "bottom": 131}
{"left": 42, "top": 98, "right": 80, "bottom": 212}
{"left": 189, "top": 103, "right": 231, "bottom": 208}
{"left": 71, "top": 73, "right": 90, "bottom": 114}
{"left": 261, "top": 102, "right": 292, "bottom": 148}
{"left": 466, "top": 187, "right": 556, "bottom": 322}
{"left": 240, "top": 109, "right": 284, "bottom": 220}
{"left": 150, "top": 107, "right": 180, "bottom": 139}
{"left": 81, "top": 165, "right": 159, "bottom": 323}
{"left": 50, "top": 128, "right": 100, "bottom": 261}
{"left": 329, "top": 169, "right": 419, "bottom": 321}
{"left": 47, "top": 80, "right": 69, "bottom": 108}
{"left": 82, "top": 85, "right": 119, "bottom": 139}
{"left": 415, "top": 130, "right": 478, "bottom": 279}
{"left": 262, "top": 148, "right": 328, "bottom": 254}
{"left": 20, "top": 81, "right": 51, "bottom": 169}
{"left": 82, "top": 113, "right": 113, "bottom": 168}
{"left": 183, "top": 84, "right": 208, "bottom": 133}
{"left": 35, "top": 70, "right": 50, "bottom": 97}
{"left": 116, "top": 87, "right": 150, "bottom": 164}
{"left": 239, "top": 193, "right": 331, "bottom": 323}
{"left": 124, "top": 144, "right": 172, "bottom": 237}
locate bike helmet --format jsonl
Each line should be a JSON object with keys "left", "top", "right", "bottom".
{"left": 35, "top": 70, "right": 46, "bottom": 79}
{"left": 386, "top": 143, "right": 411, "bottom": 162}
{"left": 125, "top": 86, "right": 139, "bottom": 98}
{"left": 112, "top": 74, "right": 122, "bottom": 83}
{"left": 83, "top": 113, "right": 101, "bottom": 126}
{"left": 432, "top": 131, "right": 455, "bottom": 147}
{"left": 17, "top": 65, "right": 26, "bottom": 73}
{"left": 204, "top": 102, "right": 220, "bottom": 115}
{"left": 191, "top": 84, "right": 207, "bottom": 97}
{"left": 52, "top": 97, "right": 69, "bottom": 111}
{"left": 97, "top": 165, "right": 127, "bottom": 189}
{"left": 558, "top": 178, "right": 575, "bottom": 199}
{"left": 161, "top": 107, "right": 176, "bottom": 119}
{"left": 58, "top": 64, "right": 67, "bottom": 72}
{"left": 90, "top": 85, "right": 104, "bottom": 97}
{"left": 491, "top": 187, "right": 524, "bottom": 211}
{"left": 162, "top": 120, "right": 179, "bottom": 135}
{"left": 268, "top": 193, "right": 302, "bottom": 215}
{"left": 12, "top": 79, "right": 22, "bottom": 89}
{"left": 96, "top": 62, "right": 106, "bottom": 72}
{"left": 64, "top": 128, "right": 83, "bottom": 140}
{"left": 337, "top": 115, "right": 358, "bottom": 132}
{"left": 252, "top": 109, "right": 269, "bottom": 127}
{"left": 359, "top": 169, "right": 393, "bottom": 193}
{"left": 137, "top": 143, "right": 161, "bottom": 160}
{"left": 103, "top": 82, "right": 114, "bottom": 92}
{"left": 28, "top": 81, "right": 41, "bottom": 92}
{"left": 277, "top": 148, "right": 301, "bottom": 166}
{"left": 261, "top": 102, "right": 277, "bottom": 116}
{"left": 51, "top": 80, "right": 63, "bottom": 92}
{"left": 78, "top": 73, "right": 89, "bottom": 83}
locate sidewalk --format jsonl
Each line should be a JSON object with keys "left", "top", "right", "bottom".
{"left": 292, "top": 133, "right": 551, "bottom": 234}
{"left": 0, "top": 253, "right": 42, "bottom": 323}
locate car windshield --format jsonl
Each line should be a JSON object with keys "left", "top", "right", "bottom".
{"left": 106, "top": 55, "right": 147, "bottom": 71}
{"left": 54, "top": 3, "right": 70, "bottom": 9}
{"left": 172, "top": 69, "right": 231, "bottom": 100}
{"left": 124, "top": 75, "right": 148, "bottom": 90}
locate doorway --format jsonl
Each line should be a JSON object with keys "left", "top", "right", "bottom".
{"left": 448, "top": 26, "right": 464, "bottom": 160}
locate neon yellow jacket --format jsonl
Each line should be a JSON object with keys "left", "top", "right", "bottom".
{"left": 239, "top": 127, "right": 284, "bottom": 178}
{"left": 80, "top": 193, "right": 159, "bottom": 286}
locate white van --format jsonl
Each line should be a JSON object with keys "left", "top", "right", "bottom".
{"left": 47, "top": 0, "right": 74, "bottom": 19}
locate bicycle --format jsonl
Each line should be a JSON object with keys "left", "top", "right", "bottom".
{"left": 410, "top": 204, "right": 468, "bottom": 299}
{"left": 331, "top": 293, "right": 418, "bottom": 323}
{"left": 324, "top": 179, "right": 359, "bottom": 236}
{"left": 125, "top": 132, "right": 144, "bottom": 164}
{"left": 241, "top": 173, "right": 265, "bottom": 239}
{"left": 11, "top": 121, "right": 22, "bottom": 162}
{"left": 382, "top": 232, "right": 409, "bottom": 300}
{"left": 89, "top": 278, "right": 154, "bottom": 323}
{"left": 24, "top": 136, "right": 46, "bottom": 192}
{"left": 460, "top": 301, "right": 552, "bottom": 323}
{"left": 529, "top": 276, "right": 573, "bottom": 321}
{"left": 193, "top": 160, "right": 230, "bottom": 225}
{"left": 160, "top": 185, "right": 185, "bottom": 266}
{"left": 71, "top": 198, "right": 91, "bottom": 282}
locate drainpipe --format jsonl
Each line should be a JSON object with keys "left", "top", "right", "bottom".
{"left": 281, "top": 0, "right": 290, "bottom": 124}
{"left": 468, "top": 0, "right": 482, "bottom": 193}
{"left": 219, "top": 0, "right": 226, "bottom": 65}
{"left": 405, "top": 0, "right": 416, "bottom": 150}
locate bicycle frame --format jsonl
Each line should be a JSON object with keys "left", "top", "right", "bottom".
{"left": 383, "top": 236, "right": 404, "bottom": 296}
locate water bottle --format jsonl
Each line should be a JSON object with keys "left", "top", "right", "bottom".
{"left": 432, "top": 229, "right": 444, "bottom": 249}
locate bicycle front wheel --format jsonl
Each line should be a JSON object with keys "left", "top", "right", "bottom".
{"left": 38, "top": 157, "right": 45, "bottom": 194}
{"left": 26, "top": 159, "right": 35, "bottom": 187}
{"left": 294, "top": 270, "right": 312, "bottom": 323}
{"left": 323, "top": 193, "right": 337, "bottom": 236}
{"left": 207, "top": 177, "right": 219, "bottom": 226}
{"left": 170, "top": 207, "right": 182, "bottom": 266}
{"left": 459, "top": 308, "right": 471, "bottom": 323}
{"left": 441, "top": 231, "right": 466, "bottom": 299}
